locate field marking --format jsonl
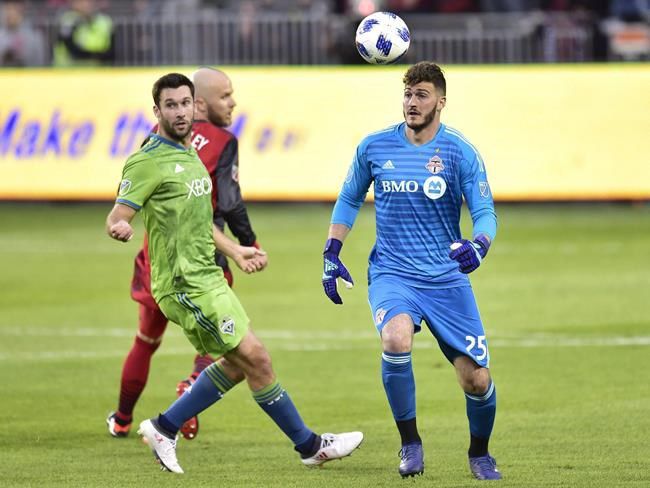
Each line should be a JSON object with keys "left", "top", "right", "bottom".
{"left": 0, "top": 326, "right": 649, "bottom": 361}
{"left": 0, "top": 327, "right": 378, "bottom": 339}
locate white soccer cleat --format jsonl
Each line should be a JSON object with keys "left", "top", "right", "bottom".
{"left": 137, "top": 419, "right": 184, "bottom": 474}
{"left": 301, "top": 432, "right": 364, "bottom": 467}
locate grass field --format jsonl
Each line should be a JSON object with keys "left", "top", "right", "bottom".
{"left": 0, "top": 202, "right": 649, "bottom": 487}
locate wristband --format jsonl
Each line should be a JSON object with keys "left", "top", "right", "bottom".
{"left": 473, "top": 234, "right": 491, "bottom": 257}
{"left": 323, "top": 238, "right": 343, "bottom": 255}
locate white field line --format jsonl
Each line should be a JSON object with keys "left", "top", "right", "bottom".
{"left": 0, "top": 327, "right": 649, "bottom": 361}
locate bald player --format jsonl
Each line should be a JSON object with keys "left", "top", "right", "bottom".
{"left": 107, "top": 68, "right": 266, "bottom": 441}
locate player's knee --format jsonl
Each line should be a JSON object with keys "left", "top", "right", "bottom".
{"left": 461, "top": 368, "right": 491, "bottom": 395}
{"left": 217, "top": 357, "right": 246, "bottom": 383}
{"left": 241, "top": 342, "right": 274, "bottom": 382}
{"left": 254, "top": 349, "right": 274, "bottom": 380}
{"left": 138, "top": 305, "right": 168, "bottom": 336}
{"left": 380, "top": 317, "right": 414, "bottom": 353}
{"left": 135, "top": 331, "right": 162, "bottom": 352}
{"left": 381, "top": 334, "right": 412, "bottom": 352}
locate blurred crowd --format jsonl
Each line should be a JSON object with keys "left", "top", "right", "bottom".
{"left": 1, "top": 0, "right": 648, "bottom": 66}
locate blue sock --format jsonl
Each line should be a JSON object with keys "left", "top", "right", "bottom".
{"left": 253, "top": 380, "right": 318, "bottom": 455}
{"left": 381, "top": 352, "right": 416, "bottom": 422}
{"left": 465, "top": 381, "right": 497, "bottom": 441}
{"left": 159, "top": 362, "right": 236, "bottom": 434}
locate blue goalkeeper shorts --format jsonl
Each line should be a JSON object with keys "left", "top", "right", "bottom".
{"left": 368, "top": 277, "right": 490, "bottom": 368}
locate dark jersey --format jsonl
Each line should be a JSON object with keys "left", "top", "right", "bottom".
{"left": 190, "top": 120, "right": 256, "bottom": 247}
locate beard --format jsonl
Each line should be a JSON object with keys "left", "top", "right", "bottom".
{"left": 160, "top": 117, "right": 193, "bottom": 142}
{"left": 206, "top": 104, "right": 227, "bottom": 128}
{"left": 405, "top": 107, "right": 436, "bottom": 132}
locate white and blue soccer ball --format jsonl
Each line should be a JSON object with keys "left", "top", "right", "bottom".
{"left": 355, "top": 11, "right": 410, "bottom": 65}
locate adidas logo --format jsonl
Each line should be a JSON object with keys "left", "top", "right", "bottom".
{"left": 382, "top": 160, "right": 395, "bottom": 169}
{"left": 175, "top": 164, "right": 185, "bottom": 173}
{"left": 324, "top": 259, "right": 338, "bottom": 272}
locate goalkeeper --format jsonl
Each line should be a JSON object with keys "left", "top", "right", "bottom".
{"left": 322, "top": 62, "right": 500, "bottom": 481}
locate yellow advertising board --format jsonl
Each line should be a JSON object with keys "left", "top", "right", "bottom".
{"left": 1, "top": 65, "right": 649, "bottom": 200}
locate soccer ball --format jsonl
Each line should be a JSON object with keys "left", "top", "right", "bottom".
{"left": 355, "top": 11, "right": 410, "bottom": 65}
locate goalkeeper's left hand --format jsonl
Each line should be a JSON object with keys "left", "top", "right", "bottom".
{"left": 449, "top": 234, "right": 491, "bottom": 274}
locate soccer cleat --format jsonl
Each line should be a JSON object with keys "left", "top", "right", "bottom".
{"left": 106, "top": 411, "right": 131, "bottom": 438}
{"left": 137, "top": 419, "right": 184, "bottom": 474}
{"left": 398, "top": 442, "right": 424, "bottom": 478}
{"left": 300, "top": 432, "right": 364, "bottom": 467}
{"left": 176, "top": 379, "right": 199, "bottom": 440}
{"left": 469, "top": 453, "right": 502, "bottom": 480}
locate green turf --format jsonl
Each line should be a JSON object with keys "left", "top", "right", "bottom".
{"left": 0, "top": 202, "right": 648, "bottom": 487}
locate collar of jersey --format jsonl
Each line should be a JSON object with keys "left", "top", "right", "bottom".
{"left": 398, "top": 122, "right": 446, "bottom": 148}
{"left": 150, "top": 134, "right": 188, "bottom": 151}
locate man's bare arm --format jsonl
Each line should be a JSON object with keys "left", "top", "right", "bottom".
{"left": 327, "top": 223, "right": 351, "bottom": 243}
{"left": 212, "top": 224, "right": 266, "bottom": 273}
{"left": 106, "top": 204, "right": 137, "bottom": 242}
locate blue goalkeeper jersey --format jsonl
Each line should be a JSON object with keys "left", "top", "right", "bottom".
{"left": 331, "top": 122, "right": 497, "bottom": 288}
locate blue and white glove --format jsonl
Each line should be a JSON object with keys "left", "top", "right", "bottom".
{"left": 322, "top": 238, "right": 354, "bottom": 304}
{"left": 449, "top": 234, "right": 491, "bottom": 274}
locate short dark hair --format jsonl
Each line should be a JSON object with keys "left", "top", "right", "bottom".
{"left": 403, "top": 62, "right": 446, "bottom": 95}
{"left": 152, "top": 73, "right": 195, "bottom": 106}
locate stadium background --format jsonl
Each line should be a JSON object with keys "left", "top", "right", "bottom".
{"left": 1, "top": 1, "right": 649, "bottom": 486}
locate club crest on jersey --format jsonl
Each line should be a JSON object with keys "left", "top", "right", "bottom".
{"left": 118, "top": 179, "right": 132, "bottom": 196}
{"left": 220, "top": 317, "right": 235, "bottom": 336}
{"left": 374, "top": 308, "right": 387, "bottom": 326}
{"left": 426, "top": 155, "right": 444, "bottom": 174}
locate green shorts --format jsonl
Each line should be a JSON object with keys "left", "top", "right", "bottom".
{"left": 158, "top": 287, "right": 249, "bottom": 357}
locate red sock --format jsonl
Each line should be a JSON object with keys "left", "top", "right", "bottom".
{"left": 117, "top": 336, "right": 160, "bottom": 419}
{"left": 191, "top": 354, "right": 215, "bottom": 380}
{"left": 117, "top": 305, "right": 167, "bottom": 419}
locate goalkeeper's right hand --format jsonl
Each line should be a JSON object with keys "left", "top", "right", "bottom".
{"left": 322, "top": 238, "right": 354, "bottom": 305}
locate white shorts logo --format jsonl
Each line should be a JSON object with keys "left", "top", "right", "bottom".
{"left": 423, "top": 175, "right": 447, "bottom": 200}
{"left": 374, "top": 308, "right": 387, "bottom": 326}
{"left": 220, "top": 317, "right": 235, "bottom": 336}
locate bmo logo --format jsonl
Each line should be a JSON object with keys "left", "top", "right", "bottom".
{"left": 380, "top": 180, "right": 419, "bottom": 193}
{"left": 423, "top": 176, "right": 447, "bottom": 200}
{"left": 380, "top": 177, "right": 447, "bottom": 200}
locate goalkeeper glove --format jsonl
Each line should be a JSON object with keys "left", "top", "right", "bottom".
{"left": 322, "top": 238, "right": 354, "bottom": 304}
{"left": 449, "top": 234, "right": 491, "bottom": 274}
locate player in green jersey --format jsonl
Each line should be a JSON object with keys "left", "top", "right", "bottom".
{"left": 106, "top": 73, "right": 363, "bottom": 474}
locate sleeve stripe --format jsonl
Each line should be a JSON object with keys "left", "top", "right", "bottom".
{"left": 116, "top": 198, "right": 142, "bottom": 210}
{"left": 444, "top": 127, "right": 485, "bottom": 172}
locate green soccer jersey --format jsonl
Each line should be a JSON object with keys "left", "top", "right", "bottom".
{"left": 115, "top": 134, "right": 225, "bottom": 301}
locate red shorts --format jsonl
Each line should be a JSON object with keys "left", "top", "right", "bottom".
{"left": 130, "top": 248, "right": 159, "bottom": 311}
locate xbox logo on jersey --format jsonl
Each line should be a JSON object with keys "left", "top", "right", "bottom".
{"left": 186, "top": 176, "right": 213, "bottom": 199}
{"left": 423, "top": 176, "right": 447, "bottom": 200}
